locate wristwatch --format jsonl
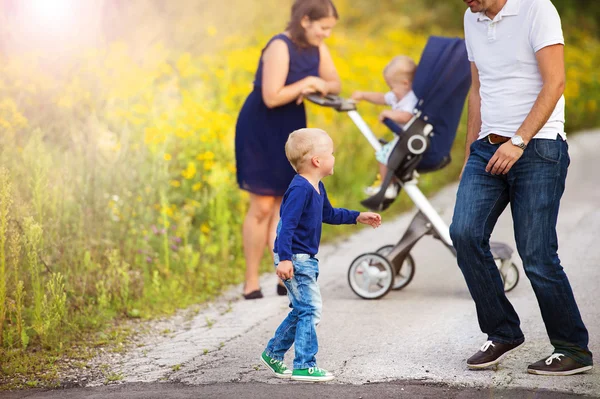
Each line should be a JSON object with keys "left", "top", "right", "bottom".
{"left": 511, "top": 135, "right": 527, "bottom": 150}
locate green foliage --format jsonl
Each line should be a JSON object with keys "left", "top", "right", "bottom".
{"left": 0, "top": 0, "right": 598, "bottom": 389}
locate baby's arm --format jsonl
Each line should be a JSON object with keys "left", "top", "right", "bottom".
{"left": 379, "top": 109, "right": 413, "bottom": 124}
{"left": 351, "top": 91, "right": 387, "bottom": 105}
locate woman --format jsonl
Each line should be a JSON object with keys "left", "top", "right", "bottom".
{"left": 235, "top": 0, "right": 341, "bottom": 299}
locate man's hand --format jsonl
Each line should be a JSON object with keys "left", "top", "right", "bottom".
{"left": 357, "top": 212, "right": 382, "bottom": 228}
{"left": 486, "top": 141, "right": 525, "bottom": 175}
{"left": 276, "top": 260, "right": 294, "bottom": 281}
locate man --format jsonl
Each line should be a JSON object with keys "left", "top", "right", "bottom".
{"left": 450, "top": 0, "right": 593, "bottom": 375}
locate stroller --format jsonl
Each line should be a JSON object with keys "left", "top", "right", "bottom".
{"left": 308, "top": 36, "right": 520, "bottom": 299}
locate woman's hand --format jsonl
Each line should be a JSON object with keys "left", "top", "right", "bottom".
{"left": 357, "top": 212, "right": 382, "bottom": 228}
{"left": 296, "top": 77, "right": 328, "bottom": 104}
{"left": 296, "top": 85, "right": 318, "bottom": 104}
{"left": 305, "top": 76, "right": 329, "bottom": 96}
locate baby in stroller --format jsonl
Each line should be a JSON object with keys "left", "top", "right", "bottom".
{"left": 351, "top": 55, "right": 418, "bottom": 199}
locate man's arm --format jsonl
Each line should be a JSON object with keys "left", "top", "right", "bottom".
{"left": 514, "top": 44, "right": 565, "bottom": 144}
{"left": 461, "top": 62, "right": 482, "bottom": 178}
{"left": 486, "top": 44, "right": 565, "bottom": 175}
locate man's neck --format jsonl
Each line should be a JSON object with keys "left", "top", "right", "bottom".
{"left": 485, "top": 0, "right": 508, "bottom": 20}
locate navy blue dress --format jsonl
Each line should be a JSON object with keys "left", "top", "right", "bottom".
{"left": 235, "top": 34, "right": 320, "bottom": 196}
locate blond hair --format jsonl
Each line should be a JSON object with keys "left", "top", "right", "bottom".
{"left": 383, "top": 55, "right": 417, "bottom": 84}
{"left": 285, "top": 128, "right": 329, "bottom": 172}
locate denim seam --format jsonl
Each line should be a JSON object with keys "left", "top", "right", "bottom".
{"left": 264, "top": 350, "right": 284, "bottom": 362}
{"left": 548, "top": 148, "right": 579, "bottom": 350}
{"left": 482, "top": 184, "right": 522, "bottom": 341}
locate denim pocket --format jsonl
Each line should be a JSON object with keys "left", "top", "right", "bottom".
{"left": 292, "top": 255, "right": 319, "bottom": 280}
{"left": 534, "top": 139, "right": 561, "bottom": 163}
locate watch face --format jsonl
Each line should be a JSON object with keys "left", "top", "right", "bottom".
{"left": 512, "top": 136, "right": 523, "bottom": 145}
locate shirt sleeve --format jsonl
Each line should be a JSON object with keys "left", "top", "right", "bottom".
{"left": 464, "top": 9, "right": 474, "bottom": 62}
{"left": 384, "top": 91, "right": 398, "bottom": 107}
{"left": 277, "top": 186, "right": 309, "bottom": 261}
{"left": 321, "top": 185, "right": 360, "bottom": 225}
{"left": 529, "top": 0, "right": 564, "bottom": 53}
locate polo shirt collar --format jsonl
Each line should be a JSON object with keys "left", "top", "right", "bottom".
{"left": 477, "top": 0, "right": 520, "bottom": 22}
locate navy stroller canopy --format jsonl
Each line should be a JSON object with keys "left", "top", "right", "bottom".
{"left": 411, "top": 36, "right": 471, "bottom": 170}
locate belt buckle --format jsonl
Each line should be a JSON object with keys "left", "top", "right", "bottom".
{"left": 488, "top": 134, "right": 501, "bottom": 145}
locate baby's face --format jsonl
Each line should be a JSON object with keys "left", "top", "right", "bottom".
{"left": 385, "top": 74, "right": 411, "bottom": 99}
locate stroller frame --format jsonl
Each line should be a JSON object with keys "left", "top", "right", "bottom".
{"left": 307, "top": 94, "right": 520, "bottom": 299}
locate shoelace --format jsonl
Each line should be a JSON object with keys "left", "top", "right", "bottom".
{"left": 269, "top": 358, "right": 287, "bottom": 370}
{"left": 308, "top": 367, "right": 325, "bottom": 374}
{"left": 545, "top": 353, "right": 564, "bottom": 365}
{"left": 480, "top": 340, "right": 495, "bottom": 352}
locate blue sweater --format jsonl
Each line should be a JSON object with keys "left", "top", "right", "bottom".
{"left": 274, "top": 175, "right": 360, "bottom": 261}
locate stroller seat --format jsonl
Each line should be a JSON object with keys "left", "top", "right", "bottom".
{"left": 365, "top": 36, "right": 472, "bottom": 211}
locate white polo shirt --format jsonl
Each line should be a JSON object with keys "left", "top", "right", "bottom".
{"left": 464, "top": 0, "right": 566, "bottom": 140}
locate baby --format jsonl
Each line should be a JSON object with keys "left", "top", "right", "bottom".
{"left": 352, "top": 55, "right": 418, "bottom": 198}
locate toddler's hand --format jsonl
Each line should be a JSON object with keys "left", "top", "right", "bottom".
{"left": 276, "top": 260, "right": 294, "bottom": 280}
{"left": 351, "top": 91, "right": 364, "bottom": 101}
{"left": 357, "top": 212, "right": 382, "bottom": 228}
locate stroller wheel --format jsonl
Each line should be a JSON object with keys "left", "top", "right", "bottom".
{"left": 376, "top": 245, "right": 416, "bottom": 291}
{"left": 495, "top": 259, "right": 519, "bottom": 292}
{"left": 348, "top": 252, "right": 394, "bottom": 299}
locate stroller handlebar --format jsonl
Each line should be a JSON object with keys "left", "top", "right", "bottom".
{"left": 306, "top": 94, "right": 405, "bottom": 136}
{"left": 305, "top": 94, "right": 357, "bottom": 112}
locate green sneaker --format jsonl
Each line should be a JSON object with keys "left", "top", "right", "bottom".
{"left": 260, "top": 352, "right": 292, "bottom": 379}
{"left": 291, "top": 367, "right": 335, "bottom": 382}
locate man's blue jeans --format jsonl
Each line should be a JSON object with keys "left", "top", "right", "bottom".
{"left": 265, "top": 253, "right": 322, "bottom": 369}
{"left": 450, "top": 137, "right": 592, "bottom": 366}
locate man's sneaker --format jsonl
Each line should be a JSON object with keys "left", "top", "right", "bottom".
{"left": 291, "top": 367, "right": 335, "bottom": 382}
{"left": 260, "top": 352, "right": 292, "bottom": 379}
{"left": 467, "top": 340, "right": 524, "bottom": 369}
{"left": 364, "top": 183, "right": 399, "bottom": 199}
{"left": 527, "top": 353, "right": 593, "bottom": 376}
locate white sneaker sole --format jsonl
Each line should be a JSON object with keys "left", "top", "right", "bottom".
{"left": 290, "top": 374, "right": 335, "bottom": 382}
{"left": 260, "top": 357, "right": 292, "bottom": 379}
{"left": 527, "top": 365, "right": 593, "bottom": 376}
{"left": 467, "top": 342, "right": 525, "bottom": 369}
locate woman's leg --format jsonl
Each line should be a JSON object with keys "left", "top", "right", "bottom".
{"left": 243, "top": 193, "right": 277, "bottom": 295}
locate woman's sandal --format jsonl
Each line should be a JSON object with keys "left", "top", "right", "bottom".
{"left": 243, "top": 289, "right": 263, "bottom": 300}
{"left": 277, "top": 283, "right": 287, "bottom": 296}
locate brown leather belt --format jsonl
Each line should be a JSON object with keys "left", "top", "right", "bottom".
{"left": 486, "top": 133, "right": 510, "bottom": 145}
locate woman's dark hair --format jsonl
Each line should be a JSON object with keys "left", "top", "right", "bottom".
{"left": 286, "top": 0, "right": 338, "bottom": 47}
